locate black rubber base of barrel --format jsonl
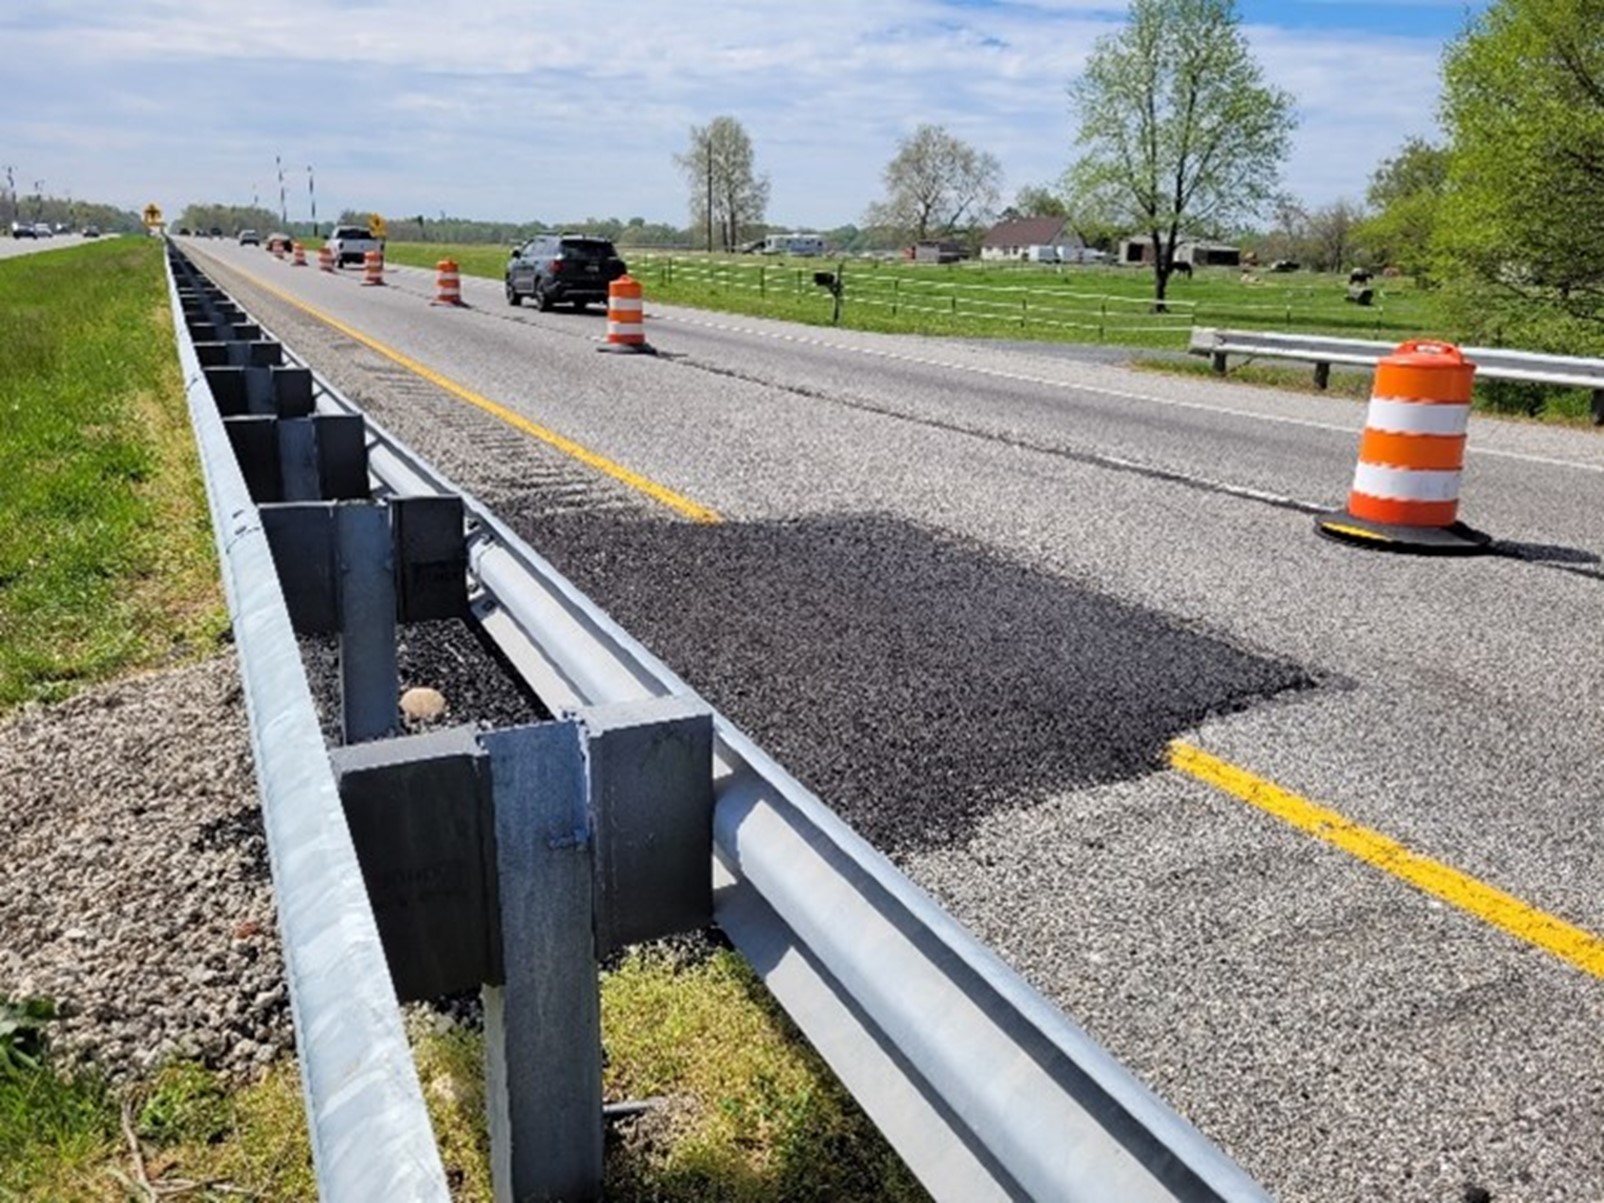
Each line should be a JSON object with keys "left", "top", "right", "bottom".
{"left": 1315, "top": 513, "right": 1493, "bottom": 555}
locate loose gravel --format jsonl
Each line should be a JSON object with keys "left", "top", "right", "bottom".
{"left": 0, "top": 656, "right": 287, "bottom": 1078}
{"left": 0, "top": 614, "right": 542, "bottom": 1082}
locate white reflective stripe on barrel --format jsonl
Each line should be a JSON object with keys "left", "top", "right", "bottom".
{"left": 608, "top": 298, "right": 643, "bottom": 315}
{"left": 607, "top": 322, "right": 645, "bottom": 337}
{"left": 1364, "top": 397, "right": 1470, "bottom": 437}
{"left": 1351, "top": 462, "right": 1463, "bottom": 502}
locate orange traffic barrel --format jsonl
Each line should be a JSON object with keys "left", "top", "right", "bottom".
{"left": 432, "top": 259, "right": 464, "bottom": 306}
{"left": 598, "top": 275, "right": 653, "bottom": 354}
{"left": 1316, "top": 340, "right": 1490, "bottom": 553}
{"left": 318, "top": 244, "right": 334, "bottom": 273}
{"left": 291, "top": 241, "right": 307, "bottom": 267}
{"left": 361, "top": 248, "right": 385, "bottom": 287}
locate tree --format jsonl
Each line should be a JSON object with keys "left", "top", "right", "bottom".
{"left": 1304, "top": 199, "right": 1364, "bottom": 272}
{"left": 675, "top": 117, "right": 769, "bottom": 252}
{"left": 1436, "top": 0, "right": 1604, "bottom": 345}
{"left": 1012, "top": 183, "right": 1068, "bottom": 218}
{"left": 1066, "top": 0, "right": 1295, "bottom": 302}
{"left": 864, "top": 124, "right": 1001, "bottom": 243}
{"left": 1351, "top": 137, "right": 1447, "bottom": 279}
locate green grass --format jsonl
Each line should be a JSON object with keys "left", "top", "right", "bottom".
{"left": 0, "top": 238, "right": 226, "bottom": 711}
{"left": 382, "top": 241, "right": 1443, "bottom": 349}
{"left": 598, "top": 949, "right": 927, "bottom": 1202}
{"left": 2, "top": 954, "right": 926, "bottom": 1202}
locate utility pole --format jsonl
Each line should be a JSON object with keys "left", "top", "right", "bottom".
{"left": 33, "top": 181, "right": 43, "bottom": 222}
{"left": 705, "top": 145, "right": 713, "bottom": 253}
{"left": 276, "top": 155, "right": 287, "bottom": 229}
{"left": 307, "top": 164, "right": 318, "bottom": 238}
{"left": 3, "top": 166, "right": 14, "bottom": 226}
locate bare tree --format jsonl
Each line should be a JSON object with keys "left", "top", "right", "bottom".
{"left": 1306, "top": 199, "right": 1364, "bottom": 272}
{"left": 675, "top": 117, "right": 770, "bottom": 252}
{"left": 865, "top": 124, "right": 1001, "bottom": 243}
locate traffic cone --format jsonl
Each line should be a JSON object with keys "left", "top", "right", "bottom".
{"left": 361, "top": 249, "right": 385, "bottom": 287}
{"left": 318, "top": 244, "right": 334, "bottom": 273}
{"left": 432, "top": 259, "right": 464, "bottom": 307}
{"left": 1316, "top": 340, "right": 1491, "bottom": 554}
{"left": 597, "top": 275, "right": 653, "bottom": 354}
{"left": 291, "top": 241, "right": 307, "bottom": 267}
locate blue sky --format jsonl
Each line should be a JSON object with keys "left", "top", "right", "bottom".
{"left": 2, "top": 1, "right": 1489, "bottom": 231}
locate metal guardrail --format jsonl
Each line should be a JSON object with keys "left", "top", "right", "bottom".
{"left": 172, "top": 243, "right": 1272, "bottom": 1201}
{"left": 1190, "top": 327, "right": 1604, "bottom": 424}
{"left": 165, "top": 251, "right": 453, "bottom": 1200}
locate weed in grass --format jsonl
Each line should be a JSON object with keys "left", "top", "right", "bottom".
{"left": 0, "top": 1005, "right": 120, "bottom": 1200}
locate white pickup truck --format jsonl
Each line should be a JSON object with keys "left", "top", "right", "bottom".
{"left": 326, "top": 224, "right": 383, "bottom": 267}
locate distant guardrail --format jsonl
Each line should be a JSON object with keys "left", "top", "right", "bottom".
{"left": 1189, "top": 327, "right": 1604, "bottom": 425}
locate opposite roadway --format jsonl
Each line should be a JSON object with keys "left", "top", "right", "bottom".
{"left": 182, "top": 238, "right": 1604, "bottom": 1203}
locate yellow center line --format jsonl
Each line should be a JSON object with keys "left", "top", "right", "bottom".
{"left": 222, "top": 261, "right": 721, "bottom": 525}
{"left": 1170, "top": 741, "right": 1604, "bottom": 980}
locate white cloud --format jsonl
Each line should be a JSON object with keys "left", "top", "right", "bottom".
{"left": 2, "top": 1, "right": 1470, "bottom": 229}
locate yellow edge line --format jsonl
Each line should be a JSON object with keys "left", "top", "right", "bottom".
{"left": 1170, "top": 741, "right": 1604, "bottom": 979}
{"left": 233, "top": 265, "right": 721, "bottom": 524}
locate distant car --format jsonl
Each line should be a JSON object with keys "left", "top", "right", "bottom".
{"left": 1268, "top": 259, "right": 1301, "bottom": 273}
{"left": 10, "top": 221, "right": 36, "bottom": 238}
{"left": 81, "top": 226, "right": 100, "bottom": 238}
{"left": 33, "top": 223, "right": 52, "bottom": 238}
{"left": 238, "top": 229, "right": 261, "bottom": 246}
{"left": 266, "top": 232, "right": 293, "bottom": 253}
{"left": 209, "top": 226, "right": 223, "bottom": 239}
{"left": 326, "top": 225, "right": 382, "bottom": 267}
{"left": 504, "top": 234, "right": 627, "bottom": 311}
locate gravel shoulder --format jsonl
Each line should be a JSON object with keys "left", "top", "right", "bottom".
{"left": 0, "top": 655, "right": 290, "bottom": 1077}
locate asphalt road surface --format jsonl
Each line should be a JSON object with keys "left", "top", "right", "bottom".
{"left": 181, "top": 239, "right": 1604, "bottom": 1203}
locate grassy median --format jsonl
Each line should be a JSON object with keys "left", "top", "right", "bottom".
{"left": 0, "top": 237, "right": 227, "bottom": 710}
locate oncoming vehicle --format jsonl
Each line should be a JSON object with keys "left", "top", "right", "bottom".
{"left": 326, "top": 225, "right": 382, "bottom": 267}
{"left": 238, "top": 229, "right": 261, "bottom": 246}
{"left": 10, "top": 221, "right": 36, "bottom": 239}
{"left": 266, "top": 232, "right": 293, "bottom": 254}
{"left": 33, "top": 223, "right": 53, "bottom": 238}
{"left": 504, "top": 234, "right": 627, "bottom": 311}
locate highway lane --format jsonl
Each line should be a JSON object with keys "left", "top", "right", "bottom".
{"left": 181, "top": 239, "right": 1604, "bottom": 1202}
{"left": 0, "top": 230, "right": 116, "bottom": 261}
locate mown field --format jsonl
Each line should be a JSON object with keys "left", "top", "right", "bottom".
{"left": 383, "top": 241, "right": 1442, "bottom": 349}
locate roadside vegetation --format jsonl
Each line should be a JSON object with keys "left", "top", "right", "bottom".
{"left": 3, "top": 951, "right": 925, "bottom": 1201}
{"left": 0, "top": 237, "right": 226, "bottom": 710}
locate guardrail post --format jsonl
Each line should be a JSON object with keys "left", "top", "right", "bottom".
{"left": 1313, "top": 361, "right": 1330, "bottom": 390}
{"left": 1592, "top": 389, "right": 1604, "bottom": 426}
{"left": 336, "top": 504, "right": 400, "bottom": 743}
{"left": 482, "top": 722, "right": 603, "bottom": 1203}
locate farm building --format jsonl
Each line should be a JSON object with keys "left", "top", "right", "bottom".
{"left": 907, "top": 240, "right": 966, "bottom": 264}
{"left": 1116, "top": 238, "right": 1242, "bottom": 268}
{"left": 980, "top": 217, "right": 1084, "bottom": 263}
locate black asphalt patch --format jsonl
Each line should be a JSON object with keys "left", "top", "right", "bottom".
{"left": 507, "top": 509, "right": 1318, "bottom": 854}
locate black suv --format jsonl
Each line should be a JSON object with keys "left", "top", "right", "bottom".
{"left": 505, "top": 235, "right": 626, "bottom": 310}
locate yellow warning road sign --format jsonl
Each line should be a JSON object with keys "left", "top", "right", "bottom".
{"left": 368, "top": 213, "right": 388, "bottom": 240}
{"left": 142, "top": 203, "right": 163, "bottom": 227}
